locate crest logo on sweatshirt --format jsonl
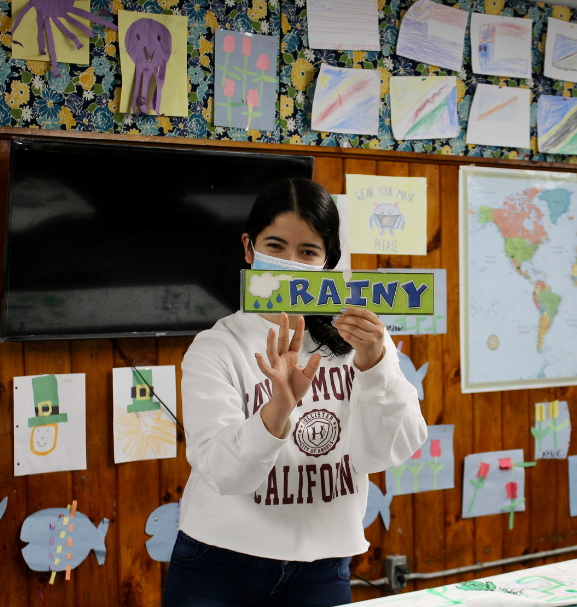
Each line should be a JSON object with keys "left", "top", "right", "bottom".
{"left": 293, "top": 409, "right": 341, "bottom": 457}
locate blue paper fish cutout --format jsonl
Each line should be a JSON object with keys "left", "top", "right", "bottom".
{"left": 0, "top": 496, "right": 7, "bottom": 520}
{"left": 21, "top": 508, "right": 109, "bottom": 572}
{"left": 397, "top": 342, "right": 428, "bottom": 400}
{"left": 145, "top": 501, "right": 180, "bottom": 562}
{"left": 363, "top": 481, "right": 393, "bottom": 530}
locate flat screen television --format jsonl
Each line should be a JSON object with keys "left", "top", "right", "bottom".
{"left": 1, "top": 138, "right": 314, "bottom": 341}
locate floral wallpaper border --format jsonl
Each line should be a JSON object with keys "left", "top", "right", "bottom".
{"left": 1, "top": 0, "right": 576, "bottom": 164}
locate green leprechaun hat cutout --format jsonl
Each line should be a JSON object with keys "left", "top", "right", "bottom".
{"left": 28, "top": 375, "right": 68, "bottom": 428}
{"left": 127, "top": 369, "right": 160, "bottom": 413}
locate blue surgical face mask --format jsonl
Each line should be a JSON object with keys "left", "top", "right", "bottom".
{"left": 250, "top": 242, "right": 326, "bottom": 271}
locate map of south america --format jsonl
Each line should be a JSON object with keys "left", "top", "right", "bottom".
{"left": 477, "top": 188, "right": 570, "bottom": 353}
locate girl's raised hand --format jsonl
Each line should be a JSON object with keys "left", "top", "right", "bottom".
{"left": 256, "top": 313, "right": 321, "bottom": 438}
{"left": 332, "top": 308, "right": 385, "bottom": 372}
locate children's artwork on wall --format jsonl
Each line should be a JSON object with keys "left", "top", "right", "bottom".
{"left": 462, "top": 449, "right": 536, "bottom": 528}
{"left": 331, "top": 195, "right": 351, "bottom": 271}
{"left": 311, "top": 64, "right": 380, "bottom": 136}
{"left": 13, "top": 374, "right": 86, "bottom": 477}
{"left": 396, "top": 341, "right": 428, "bottom": 400}
{"left": 306, "top": 0, "right": 380, "bottom": 51}
{"left": 544, "top": 17, "right": 577, "bottom": 83}
{"left": 390, "top": 76, "right": 459, "bottom": 141}
{"left": 10, "top": 0, "right": 117, "bottom": 77}
{"left": 21, "top": 501, "right": 108, "bottom": 585}
{"left": 569, "top": 456, "right": 577, "bottom": 517}
{"left": 379, "top": 269, "right": 447, "bottom": 336}
{"left": 537, "top": 95, "right": 577, "bottom": 154}
{"left": 396, "top": 0, "right": 468, "bottom": 72}
{"left": 532, "top": 400, "right": 571, "bottom": 460}
{"left": 470, "top": 13, "right": 532, "bottom": 79}
{"left": 214, "top": 29, "right": 278, "bottom": 131}
{"left": 0, "top": 496, "right": 7, "bottom": 520}
{"left": 112, "top": 366, "right": 177, "bottom": 464}
{"left": 146, "top": 501, "right": 180, "bottom": 562}
{"left": 119, "top": 12, "right": 187, "bottom": 117}
{"left": 363, "top": 481, "right": 392, "bottom": 530}
{"left": 386, "top": 425, "right": 454, "bottom": 496}
{"left": 346, "top": 174, "right": 427, "bottom": 256}
{"left": 466, "top": 84, "right": 530, "bottom": 149}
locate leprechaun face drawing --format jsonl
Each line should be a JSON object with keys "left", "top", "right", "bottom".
{"left": 30, "top": 424, "right": 58, "bottom": 456}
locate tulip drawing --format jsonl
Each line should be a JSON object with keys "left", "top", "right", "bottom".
{"left": 216, "top": 34, "right": 240, "bottom": 87}
{"left": 499, "top": 457, "right": 513, "bottom": 470}
{"left": 216, "top": 78, "right": 243, "bottom": 128}
{"left": 501, "top": 481, "right": 525, "bottom": 530}
{"left": 250, "top": 53, "right": 276, "bottom": 109}
{"left": 242, "top": 89, "right": 263, "bottom": 130}
{"left": 388, "top": 463, "right": 406, "bottom": 495}
{"left": 547, "top": 400, "right": 569, "bottom": 452}
{"left": 531, "top": 402, "right": 550, "bottom": 454}
{"left": 426, "top": 439, "right": 445, "bottom": 490}
{"left": 467, "top": 462, "right": 489, "bottom": 515}
{"left": 407, "top": 449, "right": 425, "bottom": 493}
{"left": 233, "top": 34, "right": 257, "bottom": 102}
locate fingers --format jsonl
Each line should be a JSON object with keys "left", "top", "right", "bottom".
{"left": 301, "top": 352, "right": 321, "bottom": 381}
{"left": 289, "top": 315, "right": 305, "bottom": 353}
{"left": 337, "top": 307, "right": 381, "bottom": 325}
{"left": 266, "top": 328, "right": 280, "bottom": 366}
{"left": 255, "top": 352, "right": 275, "bottom": 379}
{"left": 277, "top": 312, "right": 290, "bottom": 356}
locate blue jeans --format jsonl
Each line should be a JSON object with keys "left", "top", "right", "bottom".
{"left": 162, "top": 531, "right": 352, "bottom": 607}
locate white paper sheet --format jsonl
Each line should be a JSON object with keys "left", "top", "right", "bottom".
{"left": 396, "top": 0, "right": 468, "bottom": 72}
{"left": 466, "top": 84, "right": 530, "bottom": 149}
{"left": 306, "top": 0, "right": 379, "bottom": 51}
{"left": 471, "top": 13, "right": 532, "bottom": 79}
{"left": 544, "top": 17, "right": 577, "bottom": 84}
{"left": 14, "top": 374, "right": 87, "bottom": 477}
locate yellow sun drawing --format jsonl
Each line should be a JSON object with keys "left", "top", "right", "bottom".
{"left": 114, "top": 406, "right": 176, "bottom": 460}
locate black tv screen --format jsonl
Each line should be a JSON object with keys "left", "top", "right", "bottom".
{"left": 2, "top": 138, "right": 314, "bottom": 341}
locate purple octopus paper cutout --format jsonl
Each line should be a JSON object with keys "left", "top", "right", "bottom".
{"left": 11, "top": 0, "right": 117, "bottom": 78}
{"left": 125, "top": 18, "right": 172, "bottom": 115}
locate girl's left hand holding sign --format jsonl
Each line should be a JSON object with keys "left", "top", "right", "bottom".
{"left": 257, "top": 313, "right": 321, "bottom": 439}
{"left": 332, "top": 308, "right": 385, "bottom": 372}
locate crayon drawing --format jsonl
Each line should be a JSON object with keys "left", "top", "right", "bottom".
{"left": 545, "top": 17, "right": 577, "bottom": 83}
{"left": 214, "top": 29, "right": 278, "bottom": 131}
{"left": 396, "top": 0, "right": 468, "bottom": 72}
{"left": 14, "top": 374, "right": 87, "bottom": 477}
{"left": 390, "top": 76, "right": 459, "bottom": 140}
{"left": 112, "top": 366, "right": 177, "bottom": 464}
{"left": 538, "top": 95, "right": 577, "bottom": 154}
{"left": 532, "top": 400, "right": 571, "bottom": 459}
{"left": 471, "top": 13, "right": 532, "bottom": 79}
{"left": 466, "top": 84, "right": 530, "bottom": 149}
{"left": 311, "top": 64, "right": 380, "bottom": 135}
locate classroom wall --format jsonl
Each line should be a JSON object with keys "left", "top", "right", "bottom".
{"left": 1, "top": 132, "right": 576, "bottom": 606}
{"left": 1, "top": 0, "right": 577, "bottom": 163}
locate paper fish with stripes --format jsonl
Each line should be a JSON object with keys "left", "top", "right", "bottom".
{"left": 20, "top": 502, "right": 108, "bottom": 583}
{"left": 145, "top": 501, "right": 180, "bottom": 562}
{"left": 363, "top": 481, "right": 392, "bottom": 530}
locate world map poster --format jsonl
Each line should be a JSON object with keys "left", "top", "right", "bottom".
{"left": 459, "top": 166, "right": 577, "bottom": 393}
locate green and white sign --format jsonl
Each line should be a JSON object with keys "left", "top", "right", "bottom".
{"left": 241, "top": 270, "right": 435, "bottom": 315}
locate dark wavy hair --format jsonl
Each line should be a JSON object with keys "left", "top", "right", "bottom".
{"left": 245, "top": 177, "right": 352, "bottom": 358}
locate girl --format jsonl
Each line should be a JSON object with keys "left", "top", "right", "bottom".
{"left": 163, "top": 177, "right": 427, "bottom": 607}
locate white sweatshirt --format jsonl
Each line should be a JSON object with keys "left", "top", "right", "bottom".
{"left": 179, "top": 311, "right": 427, "bottom": 562}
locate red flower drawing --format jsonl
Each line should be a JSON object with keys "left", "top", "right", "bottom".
{"left": 255, "top": 53, "right": 270, "bottom": 71}
{"left": 246, "top": 88, "right": 259, "bottom": 108}
{"left": 223, "top": 78, "right": 235, "bottom": 98}
{"left": 242, "top": 35, "right": 252, "bottom": 56}
{"left": 411, "top": 449, "right": 421, "bottom": 460}
{"left": 506, "top": 482, "right": 518, "bottom": 500}
{"left": 430, "top": 439, "right": 442, "bottom": 458}
{"left": 223, "top": 34, "right": 235, "bottom": 53}
{"left": 478, "top": 462, "right": 490, "bottom": 479}
{"left": 499, "top": 457, "right": 513, "bottom": 470}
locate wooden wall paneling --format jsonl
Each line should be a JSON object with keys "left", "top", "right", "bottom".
{"left": 501, "top": 389, "right": 531, "bottom": 573}
{"left": 24, "top": 341, "right": 75, "bottom": 607}
{"left": 529, "top": 388, "right": 558, "bottom": 567}
{"left": 71, "top": 340, "right": 118, "bottom": 607}
{"left": 409, "top": 163, "right": 446, "bottom": 589}
{"left": 556, "top": 386, "right": 577, "bottom": 556}
{"left": 113, "top": 338, "right": 161, "bottom": 607}
{"left": 156, "top": 336, "right": 193, "bottom": 588}
{"left": 312, "top": 156, "right": 344, "bottom": 194}
{"left": 0, "top": 342, "right": 27, "bottom": 607}
{"left": 439, "top": 164, "right": 475, "bottom": 585}
{"left": 473, "top": 391, "right": 503, "bottom": 577}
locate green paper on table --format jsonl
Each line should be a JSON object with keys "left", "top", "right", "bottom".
{"left": 241, "top": 270, "right": 434, "bottom": 315}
